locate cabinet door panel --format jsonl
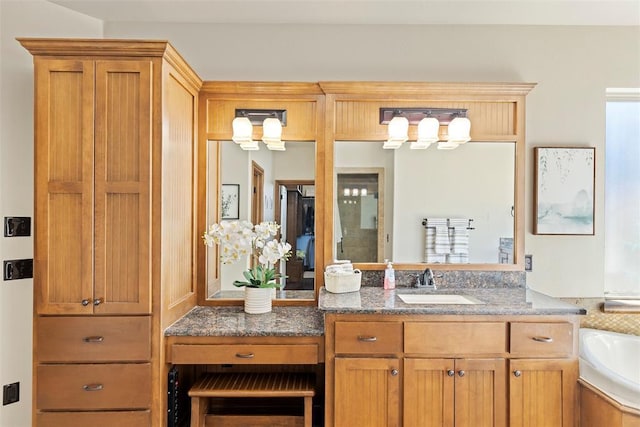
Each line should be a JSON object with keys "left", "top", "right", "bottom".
{"left": 454, "top": 358, "right": 506, "bottom": 427}
{"left": 335, "top": 357, "right": 400, "bottom": 427}
{"left": 94, "top": 60, "right": 152, "bottom": 314}
{"left": 34, "top": 58, "right": 94, "bottom": 315}
{"left": 404, "top": 358, "right": 455, "bottom": 427}
{"left": 509, "top": 359, "right": 578, "bottom": 427}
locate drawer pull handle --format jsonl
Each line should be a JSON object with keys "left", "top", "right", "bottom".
{"left": 390, "top": 369, "right": 399, "bottom": 376}
{"left": 458, "top": 370, "right": 466, "bottom": 377}
{"left": 83, "top": 384, "right": 103, "bottom": 392}
{"left": 357, "top": 336, "right": 377, "bottom": 342}
{"left": 532, "top": 336, "right": 554, "bottom": 343}
{"left": 235, "top": 352, "right": 255, "bottom": 359}
{"left": 447, "top": 370, "right": 455, "bottom": 377}
{"left": 513, "top": 370, "right": 522, "bottom": 377}
{"left": 83, "top": 336, "right": 104, "bottom": 343}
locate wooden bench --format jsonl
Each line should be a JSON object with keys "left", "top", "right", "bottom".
{"left": 189, "top": 372, "right": 315, "bottom": 427}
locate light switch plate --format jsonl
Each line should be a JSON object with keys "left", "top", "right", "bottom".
{"left": 4, "top": 217, "right": 31, "bottom": 237}
{"left": 3, "top": 259, "right": 33, "bottom": 281}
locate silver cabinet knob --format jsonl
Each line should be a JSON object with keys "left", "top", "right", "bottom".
{"left": 458, "top": 370, "right": 465, "bottom": 377}
{"left": 447, "top": 370, "right": 455, "bottom": 377}
{"left": 93, "top": 298, "right": 102, "bottom": 306}
{"left": 81, "top": 299, "right": 90, "bottom": 306}
{"left": 391, "top": 369, "right": 399, "bottom": 376}
{"left": 513, "top": 370, "right": 522, "bottom": 377}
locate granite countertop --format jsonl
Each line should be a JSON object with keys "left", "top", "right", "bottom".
{"left": 318, "top": 286, "right": 587, "bottom": 315}
{"left": 165, "top": 305, "right": 324, "bottom": 337}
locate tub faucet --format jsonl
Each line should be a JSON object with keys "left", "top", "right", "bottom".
{"left": 415, "top": 268, "right": 437, "bottom": 290}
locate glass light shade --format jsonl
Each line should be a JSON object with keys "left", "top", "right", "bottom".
{"left": 387, "top": 116, "right": 409, "bottom": 143}
{"left": 352, "top": 188, "right": 359, "bottom": 197}
{"left": 343, "top": 188, "right": 351, "bottom": 197}
{"left": 262, "top": 118, "right": 282, "bottom": 143}
{"left": 437, "top": 140, "right": 460, "bottom": 150}
{"left": 383, "top": 140, "right": 404, "bottom": 149}
{"left": 447, "top": 117, "right": 471, "bottom": 144}
{"left": 417, "top": 117, "right": 440, "bottom": 144}
{"left": 232, "top": 117, "right": 253, "bottom": 144}
{"left": 266, "top": 140, "right": 286, "bottom": 151}
{"left": 360, "top": 188, "right": 367, "bottom": 197}
{"left": 239, "top": 140, "right": 259, "bottom": 151}
{"left": 410, "top": 140, "right": 432, "bottom": 150}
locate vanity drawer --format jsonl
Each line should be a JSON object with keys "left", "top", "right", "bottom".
{"left": 335, "top": 321, "right": 402, "bottom": 354}
{"left": 37, "top": 316, "right": 150, "bottom": 362}
{"left": 170, "top": 344, "right": 319, "bottom": 364}
{"left": 405, "top": 322, "right": 507, "bottom": 355}
{"left": 37, "top": 363, "right": 151, "bottom": 410}
{"left": 36, "top": 411, "right": 150, "bottom": 427}
{"left": 510, "top": 322, "right": 574, "bottom": 357}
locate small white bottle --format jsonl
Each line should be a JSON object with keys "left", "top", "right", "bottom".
{"left": 383, "top": 260, "right": 395, "bottom": 290}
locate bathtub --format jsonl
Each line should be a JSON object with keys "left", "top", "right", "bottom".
{"left": 579, "top": 328, "right": 640, "bottom": 410}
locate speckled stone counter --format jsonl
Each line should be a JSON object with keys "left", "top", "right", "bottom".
{"left": 318, "top": 286, "right": 586, "bottom": 316}
{"left": 165, "top": 306, "right": 324, "bottom": 337}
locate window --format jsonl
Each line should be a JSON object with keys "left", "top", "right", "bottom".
{"left": 605, "top": 90, "right": 640, "bottom": 296}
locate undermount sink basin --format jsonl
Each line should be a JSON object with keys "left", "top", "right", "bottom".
{"left": 397, "top": 294, "right": 484, "bottom": 305}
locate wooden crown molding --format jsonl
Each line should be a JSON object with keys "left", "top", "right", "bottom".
{"left": 200, "top": 81, "right": 324, "bottom": 96}
{"left": 318, "top": 81, "right": 537, "bottom": 97}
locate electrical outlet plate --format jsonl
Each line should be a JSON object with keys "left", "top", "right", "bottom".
{"left": 524, "top": 254, "right": 533, "bottom": 272}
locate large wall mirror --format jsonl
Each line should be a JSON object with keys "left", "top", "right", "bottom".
{"left": 197, "top": 82, "right": 324, "bottom": 304}
{"left": 334, "top": 141, "right": 515, "bottom": 265}
{"left": 321, "top": 81, "right": 535, "bottom": 271}
{"left": 205, "top": 140, "right": 316, "bottom": 300}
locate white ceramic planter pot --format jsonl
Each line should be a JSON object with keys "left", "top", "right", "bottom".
{"left": 244, "top": 287, "right": 272, "bottom": 314}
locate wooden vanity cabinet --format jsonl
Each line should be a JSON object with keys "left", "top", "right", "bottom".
{"left": 325, "top": 315, "right": 579, "bottom": 427}
{"left": 21, "top": 38, "right": 201, "bottom": 426}
{"left": 508, "top": 322, "right": 579, "bottom": 427}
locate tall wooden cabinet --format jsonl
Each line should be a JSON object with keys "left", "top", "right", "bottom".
{"left": 20, "top": 39, "right": 202, "bottom": 426}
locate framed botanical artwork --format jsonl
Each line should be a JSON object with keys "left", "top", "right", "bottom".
{"left": 534, "top": 147, "right": 595, "bottom": 235}
{"left": 221, "top": 184, "right": 240, "bottom": 220}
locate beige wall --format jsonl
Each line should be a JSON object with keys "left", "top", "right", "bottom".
{"left": 0, "top": 1, "right": 102, "bottom": 425}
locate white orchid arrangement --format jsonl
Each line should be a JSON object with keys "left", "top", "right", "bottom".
{"left": 203, "top": 220, "right": 292, "bottom": 288}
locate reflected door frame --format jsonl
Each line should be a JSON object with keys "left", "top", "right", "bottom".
{"left": 335, "top": 168, "right": 385, "bottom": 263}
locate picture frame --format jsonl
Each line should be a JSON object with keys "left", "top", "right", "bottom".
{"left": 534, "top": 147, "right": 595, "bottom": 235}
{"left": 221, "top": 184, "right": 240, "bottom": 220}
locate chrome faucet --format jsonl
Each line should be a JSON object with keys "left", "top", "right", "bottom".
{"left": 415, "top": 268, "right": 437, "bottom": 290}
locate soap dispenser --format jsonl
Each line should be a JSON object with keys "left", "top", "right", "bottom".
{"left": 384, "top": 260, "right": 396, "bottom": 290}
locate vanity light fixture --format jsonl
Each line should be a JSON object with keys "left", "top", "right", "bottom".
{"left": 233, "top": 109, "right": 287, "bottom": 151}
{"left": 384, "top": 113, "right": 409, "bottom": 149}
{"left": 342, "top": 187, "right": 368, "bottom": 197}
{"left": 379, "top": 108, "right": 471, "bottom": 150}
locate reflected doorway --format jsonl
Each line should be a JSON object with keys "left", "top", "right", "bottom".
{"left": 275, "top": 180, "right": 315, "bottom": 291}
{"left": 336, "top": 170, "right": 384, "bottom": 263}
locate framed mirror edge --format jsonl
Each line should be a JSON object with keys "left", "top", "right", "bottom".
{"left": 196, "top": 81, "right": 535, "bottom": 305}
